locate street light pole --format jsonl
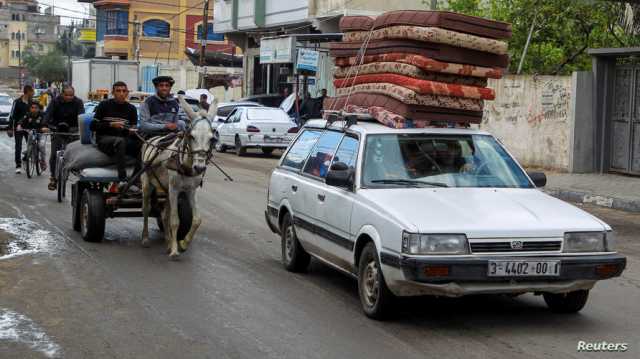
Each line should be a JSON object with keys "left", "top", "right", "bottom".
{"left": 198, "top": 0, "right": 210, "bottom": 88}
{"left": 17, "top": 30, "right": 22, "bottom": 87}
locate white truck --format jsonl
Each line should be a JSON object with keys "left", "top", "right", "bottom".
{"left": 71, "top": 59, "right": 139, "bottom": 102}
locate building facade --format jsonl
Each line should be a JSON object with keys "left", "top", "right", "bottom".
{"left": 213, "top": 0, "right": 424, "bottom": 97}
{"left": 0, "top": 0, "right": 60, "bottom": 80}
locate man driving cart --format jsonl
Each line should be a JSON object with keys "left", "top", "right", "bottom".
{"left": 139, "top": 76, "right": 186, "bottom": 138}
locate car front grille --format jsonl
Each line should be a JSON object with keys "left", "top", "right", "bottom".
{"left": 470, "top": 241, "right": 562, "bottom": 253}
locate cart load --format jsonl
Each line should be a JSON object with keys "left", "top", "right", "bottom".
{"left": 324, "top": 10, "right": 511, "bottom": 128}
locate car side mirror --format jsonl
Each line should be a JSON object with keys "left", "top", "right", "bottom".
{"left": 326, "top": 162, "right": 354, "bottom": 189}
{"left": 528, "top": 172, "right": 547, "bottom": 188}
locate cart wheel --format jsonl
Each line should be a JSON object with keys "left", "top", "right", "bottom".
{"left": 80, "top": 189, "right": 105, "bottom": 242}
{"left": 176, "top": 193, "right": 192, "bottom": 252}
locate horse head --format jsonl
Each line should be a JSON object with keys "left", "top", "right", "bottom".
{"left": 178, "top": 94, "right": 218, "bottom": 175}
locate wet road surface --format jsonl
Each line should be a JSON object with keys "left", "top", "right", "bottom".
{"left": 0, "top": 135, "right": 638, "bottom": 358}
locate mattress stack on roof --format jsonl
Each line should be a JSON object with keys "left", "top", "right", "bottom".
{"left": 324, "top": 11, "right": 512, "bottom": 128}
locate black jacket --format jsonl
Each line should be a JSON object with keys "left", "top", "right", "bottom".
{"left": 8, "top": 97, "right": 31, "bottom": 130}
{"left": 90, "top": 99, "right": 138, "bottom": 139}
{"left": 45, "top": 96, "right": 84, "bottom": 130}
{"left": 18, "top": 112, "right": 46, "bottom": 130}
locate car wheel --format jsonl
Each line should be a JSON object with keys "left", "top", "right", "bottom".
{"left": 358, "top": 242, "right": 395, "bottom": 319}
{"left": 543, "top": 290, "right": 589, "bottom": 313}
{"left": 235, "top": 136, "right": 246, "bottom": 156}
{"left": 261, "top": 147, "right": 274, "bottom": 156}
{"left": 280, "top": 214, "right": 310, "bottom": 272}
{"left": 80, "top": 189, "right": 105, "bottom": 242}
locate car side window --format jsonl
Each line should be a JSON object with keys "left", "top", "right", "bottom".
{"left": 233, "top": 110, "right": 243, "bottom": 123}
{"left": 331, "top": 135, "right": 359, "bottom": 170}
{"left": 225, "top": 109, "right": 237, "bottom": 123}
{"left": 282, "top": 130, "right": 322, "bottom": 170}
{"left": 303, "top": 130, "right": 344, "bottom": 178}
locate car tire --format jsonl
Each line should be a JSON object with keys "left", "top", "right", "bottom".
{"left": 280, "top": 214, "right": 310, "bottom": 272}
{"left": 80, "top": 189, "right": 105, "bottom": 242}
{"left": 235, "top": 136, "right": 246, "bottom": 156}
{"left": 214, "top": 132, "right": 226, "bottom": 152}
{"left": 261, "top": 148, "right": 274, "bottom": 156}
{"left": 358, "top": 242, "right": 395, "bottom": 320}
{"left": 543, "top": 290, "right": 589, "bottom": 313}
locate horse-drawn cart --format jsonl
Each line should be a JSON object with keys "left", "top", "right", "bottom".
{"left": 64, "top": 145, "right": 192, "bottom": 243}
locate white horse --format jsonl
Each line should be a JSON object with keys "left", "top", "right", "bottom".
{"left": 141, "top": 95, "right": 217, "bottom": 259}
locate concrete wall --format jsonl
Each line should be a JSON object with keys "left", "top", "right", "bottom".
{"left": 481, "top": 75, "right": 574, "bottom": 171}
{"left": 568, "top": 71, "right": 595, "bottom": 173}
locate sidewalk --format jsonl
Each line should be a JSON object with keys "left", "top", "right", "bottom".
{"left": 543, "top": 172, "right": 640, "bottom": 213}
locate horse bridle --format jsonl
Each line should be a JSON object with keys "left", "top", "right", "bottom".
{"left": 176, "top": 117, "right": 215, "bottom": 176}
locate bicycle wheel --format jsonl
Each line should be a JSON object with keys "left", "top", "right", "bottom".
{"left": 25, "top": 142, "right": 33, "bottom": 179}
{"left": 56, "top": 152, "right": 65, "bottom": 203}
{"left": 33, "top": 142, "right": 41, "bottom": 176}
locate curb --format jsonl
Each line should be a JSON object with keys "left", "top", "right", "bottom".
{"left": 545, "top": 188, "right": 640, "bottom": 213}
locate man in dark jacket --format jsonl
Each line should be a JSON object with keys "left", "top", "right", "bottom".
{"left": 7, "top": 85, "right": 34, "bottom": 174}
{"left": 90, "top": 81, "right": 140, "bottom": 188}
{"left": 45, "top": 85, "right": 84, "bottom": 190}
{"left": 139, "top": 76, "right": 185, "bottom": 138}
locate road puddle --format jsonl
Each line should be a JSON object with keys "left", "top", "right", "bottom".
{"left": 0, "top": 218, "right": 58, "bottom": 260}
{"left": 0, "top": 308, "right": 62, "bottom": 358}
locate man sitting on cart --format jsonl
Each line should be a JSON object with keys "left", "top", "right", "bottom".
{"left": 45, "top": 85, "right": 84, "bottom": 191}
{"left": 139, "top": 76, "right": 186, "bottom": 139}
{"left": 18, "top": 102, "right": 49, "bottom": 171}
{"left": 90, "top": 81, "right": 141, "bottom": 191}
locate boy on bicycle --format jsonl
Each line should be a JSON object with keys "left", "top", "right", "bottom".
{"left": 17, "top": 103, "right": 49, "bottom": 171}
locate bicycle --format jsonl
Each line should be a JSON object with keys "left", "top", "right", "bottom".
{"left": 22, "top": 129, "right": 48, "bottom": 179}
{"left": 51, "top": 129, "right": 79, "bottom": 202}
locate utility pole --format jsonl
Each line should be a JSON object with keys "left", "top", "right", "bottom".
{"left": 66, "top": 26, "right": 72, "bottom": 84}
{"left": 132, "top": 15, "right": 140, "bottom": 61}
{"left": 17, "top": 30, "right": 22, "bottom": 87}
{"left": 198, "top": 0, "right": 210, "bottom": 88}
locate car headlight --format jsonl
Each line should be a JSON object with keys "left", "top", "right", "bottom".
{"left": 563, "top": 232, "right": 606, "bottom": 253}
{"left": 402, "top": 232, "right": 469, "bottom": 255}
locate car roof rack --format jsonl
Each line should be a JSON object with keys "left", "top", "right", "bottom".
{"left": 322, "top": 110, "right": 376, "bottom": 129}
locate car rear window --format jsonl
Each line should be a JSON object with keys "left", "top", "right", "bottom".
{"left": 282, "top": 130, "right": 322, "bottom": 170}
{"left": 247, "top": 108, "right": 289, "bottom": 121}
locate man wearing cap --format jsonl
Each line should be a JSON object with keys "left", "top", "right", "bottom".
{"left": 139, "top": 76, "right": 186, "bottom": 138}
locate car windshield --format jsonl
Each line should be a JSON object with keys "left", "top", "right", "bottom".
{"left": 362, "top": 134, "right": 533, "bottom": 189}
{"left": 247, "top": 108, "right": 289, "bottom": 121}
{"left": 0, "top": 96, "right": 11, "bottom": 105}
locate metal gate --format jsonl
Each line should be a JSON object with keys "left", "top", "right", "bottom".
{"left": 610, "top": 65, "right": 640, "bottom": 175}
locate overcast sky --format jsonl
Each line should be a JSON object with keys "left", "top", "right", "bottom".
{"left": 38, "top": 0, "right": 92, "bottom": 25}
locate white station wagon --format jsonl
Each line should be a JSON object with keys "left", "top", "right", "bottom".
{"left": 265, "top": 118, "right": 626, "bottom": 319}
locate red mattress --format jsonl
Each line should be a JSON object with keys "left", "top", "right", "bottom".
{"left": 334, "top": 52, "right": 503, "bottom": 79}
{"left": 334, "top": 73, "right": 495, "bottom": 100}
{"left": 329, "top": 40, "right": 509, "bottom": 68}
{"left": 340, "top": 11, "right": 512, "bottom": 39}
{"left": 324, "top": 94, "right": 483, "bottom": 124}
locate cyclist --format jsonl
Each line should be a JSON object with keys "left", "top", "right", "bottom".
{"left": 91, "top": 81, "right": 141, "bottom": 190}
{"left": 45, "top": 85, "right": 84, "bottom": 191}
{"left": 7, "top": 85, "right": 34, "bottom": 174}
{"left": 17, "top": 102, "right": 49, "bottom": 171}
{"left": 139, "top": 76, "right": 185, "bottom": 139}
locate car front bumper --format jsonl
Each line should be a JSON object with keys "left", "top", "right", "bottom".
{"left": 381, "top": 253, "right": 626, "bottom": 297}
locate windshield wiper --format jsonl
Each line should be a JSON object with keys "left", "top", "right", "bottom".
{"left": 370, "top": 179, "right": 449, "bottom": 188}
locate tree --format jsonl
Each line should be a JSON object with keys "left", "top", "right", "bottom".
{"left": 442, "top": 0, "right": 639, "bottom": 75}
{"left": 28, "top": 51, "right": 67, "bottom": 83}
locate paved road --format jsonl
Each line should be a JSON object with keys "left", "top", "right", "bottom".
{"left": 0, "top": 135, "right": 638, "bottom": 359}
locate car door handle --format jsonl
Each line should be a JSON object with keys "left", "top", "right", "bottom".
{"left": 291, "top": 185, "right": 298, "bottom": 192}
{"left": 317, "top": 194, "right": 325, "bottom": 202}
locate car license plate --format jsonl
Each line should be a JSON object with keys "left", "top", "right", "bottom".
{"left": 264, "top": 136, "right": 283, "bottom": 143}
{"left": 487, "top": 260, "right": 560, "bottom": 277}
